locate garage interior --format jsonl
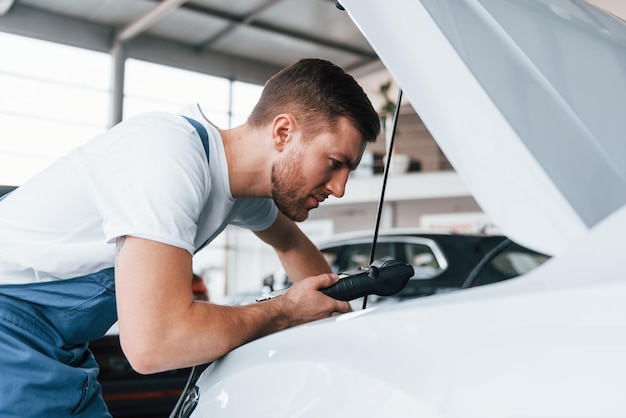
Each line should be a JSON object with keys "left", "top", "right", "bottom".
{"left": 0, "top": 0, "right": 623, "bottom": 298}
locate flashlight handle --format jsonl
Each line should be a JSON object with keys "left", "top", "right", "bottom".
{"left": 320, "top": 270, "right": 373, "bottom": 301}
{"left": 321, "top": 258, "right": 414, "bottom": 301}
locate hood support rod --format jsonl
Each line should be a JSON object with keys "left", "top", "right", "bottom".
{"left": 363, "top": 87, "right": 403, "bottom": 309}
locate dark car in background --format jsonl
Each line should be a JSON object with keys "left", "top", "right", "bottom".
{"left": 264, "top": 228, "right": 549, "bottom": 303}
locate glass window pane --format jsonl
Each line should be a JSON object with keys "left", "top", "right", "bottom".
{"left": 0, "top": 32, "right": 110, "bottom": 88}
{"left": 0, "top": 73, "right": 109, "bottom": 126}
{"left": 405, "top": 243, "right": 439, "bottom": 268}
{"left": 0, "top": 33, "right": 110, "bottom": 185}
{"left": 490, "top": 250, "right": 550, "bottom": 277}
{"left": 231, "top": 80, "right": 262, "bottom": 124}
{"left": 341, "top": 242, "right": 394, "bottom": 271}
{"left": 124, "top": 59, "right": 230, "bottom": 120}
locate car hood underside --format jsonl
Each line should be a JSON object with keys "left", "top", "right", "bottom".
{"left": 342, "top": 0, "right": 626, "bottom": 257}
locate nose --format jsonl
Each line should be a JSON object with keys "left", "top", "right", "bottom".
{"left": 326, "top": 170, "right": 349, "bottom": 198}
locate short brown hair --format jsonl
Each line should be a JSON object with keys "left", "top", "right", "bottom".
{"left": 248, "top": 58, "right": 380, "bottom": 143}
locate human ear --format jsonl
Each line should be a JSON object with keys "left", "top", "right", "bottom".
{"left": 271, "top": 114, "right": 296, "bottom": 151}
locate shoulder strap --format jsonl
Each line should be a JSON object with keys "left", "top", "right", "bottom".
{"left": 182, "top": 116, "right": 210, "bottom": 162}
{"left": 182, "top": 116, "right": 214, "bottom": 254}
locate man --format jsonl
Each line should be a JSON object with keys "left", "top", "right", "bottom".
{"left": 0, "top": 58, "right": 380, "bottom": 417}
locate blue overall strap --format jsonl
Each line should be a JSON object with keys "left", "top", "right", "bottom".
{"left": 182, "top": 116, "right": 210, "bottom": 161}
{"left": 181, "top": 116, "right": 218, "bottom": 254}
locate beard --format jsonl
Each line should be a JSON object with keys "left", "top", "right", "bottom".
{"left": 271, "top": 148, "right": 310, "bottom": 222}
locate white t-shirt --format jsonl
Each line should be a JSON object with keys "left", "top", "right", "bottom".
{"left": 0, "top": 104, "right": 278, "bottom": 284}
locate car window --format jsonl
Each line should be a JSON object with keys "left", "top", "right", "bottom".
{"left": 471, "top": 242, "right": 550, "bottom": 286}
{"left": 320, "top": 239, "right": 445, "bottom": 277}
{"left": 322, "top": 242, "right": 395, "bottom": 272}
{"left": 320, "top": 246, "right": 342, "bottom": 272}
{"left": 344, "top": 242, "right": 394, "bottom": 270}
{"left": 320, "top": 250, "right": 338, "bottom": 270}
{"left": 403, "top": 243, "right": 440, "bottom": 268}
{"left": 489, "top": 249, "right": 549, "bottom": 277}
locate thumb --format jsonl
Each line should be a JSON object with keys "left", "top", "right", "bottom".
{"left": 312, "top": 273, "right": 340, "bottom": 290}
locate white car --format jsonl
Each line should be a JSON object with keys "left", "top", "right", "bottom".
{"left": 171, "top": 1, "right": 626, "bottom": 417}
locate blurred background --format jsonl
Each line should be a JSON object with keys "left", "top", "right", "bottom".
{"left": 0, "top": 0, "right": 621, "bottom": 301}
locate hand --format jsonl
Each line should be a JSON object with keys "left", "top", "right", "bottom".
{"left": 278, "top": 273, "right": 352, "bottom": 327}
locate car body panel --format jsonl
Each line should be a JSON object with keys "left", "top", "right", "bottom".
{"left": 186, "top": 207, "right": 626, "bottom": 418}
{"left": 344, "top": 0, "right": 626, "bottom": 256}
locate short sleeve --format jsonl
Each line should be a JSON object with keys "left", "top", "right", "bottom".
{"left": 230, "top": 198, "right": 279, "bottom": 231}
{"left": 73, "top": 112, "right": 210, "bottom": 254}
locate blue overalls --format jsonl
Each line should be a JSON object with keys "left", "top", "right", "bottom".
{"left": 0, "top": 117, "right": 209, "bottom": 417}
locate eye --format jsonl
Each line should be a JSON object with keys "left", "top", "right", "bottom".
{"left": 330, "top": 159, "right": 342, "bottom": 169}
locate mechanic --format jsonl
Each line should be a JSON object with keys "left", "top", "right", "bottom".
{"left": 0, "top": 58, "right": 380, "bottom": 417}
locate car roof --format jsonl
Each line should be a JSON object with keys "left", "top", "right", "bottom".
{"left": 315, "top": 227, "right": 504, "bottom": 248}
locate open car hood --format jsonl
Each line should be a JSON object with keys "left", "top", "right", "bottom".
{"left": 342, "top": 0, "right": 626, "bottom": 256}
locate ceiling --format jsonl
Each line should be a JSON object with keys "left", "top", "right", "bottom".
{"left": 0, "top": 0, "right": 384, "bottom": 86}
{"left": 1, "top": 0, "right": 623, "bottom": 81}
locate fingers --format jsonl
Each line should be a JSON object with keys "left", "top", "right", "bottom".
{"left": 279, "top": 273, "right": 352, "bottom": 326}
{"left": 311, "top": 273, "right": 351, "bottom": 313}
{"left": 310, "top": 272, "right": 340, "bottom": 290}
{"left": 332, "top": 300, "right": 352, "bottom": 314}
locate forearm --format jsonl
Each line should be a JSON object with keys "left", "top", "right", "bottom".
{"left": 122, "top": 298, "right": 290, "bottom": 373}
{"left": 276, "top": 237, "right": 331, "bottom": 282}
{"left": 254, "top": 212, "right": 331, "bottom": 282}
{"left": 115, "top": 231, "right": 347, "bottom": 375}
{"left": 121, "top": 273, "right": 347, "bottom": 374}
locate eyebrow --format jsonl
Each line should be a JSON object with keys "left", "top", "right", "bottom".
{"left": 340, "top": 154, "right": 358, "bottom": 171}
